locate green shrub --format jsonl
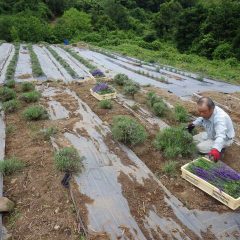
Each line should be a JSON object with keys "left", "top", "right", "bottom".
{"left": 99, "top": 99, "right": 112, "bottom": 109}
{"left": 111, "top": 115, "right": 147, "bottom": 146}
{"left": 162, "top": 161, "right": 178, "bottom": 176}
{"left": 123, "top": 82, "right": 140, "bottom": 97}
{"left": 0, "top": 157, "right": 25, "bottom": 176}
{"left": 20, "top": 91, "right": 41, "bottom": 103}
{"left": 154, "top": 126, "right": 196, "bottom": 159}
{"left": 54, "top": 147, "right": 83, "bottom": 173}
{"left": 174, "top": 105, "right": 189, "bottom": 122}
{"left": 21, "top": 82, "right": 35, "bottom": 92}
{"left": 40, "top": 127, "right": 58, "bottom": 140}
{"left": 114, "top": 73, "right": 129, "bottom": 86}
{"left": 23, "top": 106, "right": 48, "bottom": 120}
{"left": 152, "top": 101, "right": 168, "bottom": 117}
{"left": 5, "top": 80, "right": 15, "bottom": 88}
{"left": 0, "top": 87, "right": 16, "bottom": 102}
{"left": 147, "top": 91, "right": 159, "bottom": 107}
{"left": 2, "top": 99, "right": 20, "bottom": 113}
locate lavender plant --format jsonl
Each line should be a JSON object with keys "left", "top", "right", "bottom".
{"left": 187, "top": 158, "right": 240, "bottom": 198}
{"left": 92, "top": 83, "right": 114, "bottom": 95}
{"left": 91, "top": 69, "right": 105, "bottom": 77}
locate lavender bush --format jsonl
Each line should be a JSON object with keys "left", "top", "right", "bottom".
{"left": 187, "top": 158, "right": 240, "bottom": 198}
{"left": 91, "top": 69, "right": 105, "bottom": 77}
{"left": 92, "top": 83, "right": 115, "bottom": 95}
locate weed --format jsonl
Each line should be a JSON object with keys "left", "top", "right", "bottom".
{"left": 111, "top": 115, "right": 147, "bottom": 146}
{"left": 99, "top": 99, "right": 112, "bottom": 109}
{"left": 0, "top": 157, "right": 25, "bottom": 176}
{"left": 2, "top": 99, "right": 20, "bottom": 113}
{"left": 196, "top": 75, "right": 204, "bottom": 81}
{"left": 5, "top": 43, "right": 20, "bottom": 82}
{"left": 46, "top": 46, "right": 78, "bottom": 78}
{"left": 6, "top": 209, "right": 20, "bottom": 229}
{"left": 174, "top": 105, "right": 189, "bottom": 122}
{"left": 63, "top": 47, "right": 96, "bottom": 71}
{"left": 0, "top": 87, "right": 16, "bottom": 102}
{"left": 20, "top": 91, "right": 41, "bottom": 103}
{"left": 6, "top": 124, "right": 16, "bottom": 134}
{"left": 113, "top": 73, "right": 129, "bottom": 86}
{"left": 5, "top": 80, "right": 15, "bottom": 88}
{"left": 40, "top": 127, "right": 58, "bottom": 140}
{"left": 28, "top": 44, "right": 44, "bottom": 77}
{"left": 23, "top": 105, "right": 48, "bottom": 120}
{"left": 54, "top": 147, "right": 84, "bottom": 173}
{"left": 21, "top": 82, "right": 35, "bottom": 92}
{"left": 154, "top": 126, "right": 196, "bottom": 159}
{"left": 162, "top": 161, "right": 178, "bottom": 176}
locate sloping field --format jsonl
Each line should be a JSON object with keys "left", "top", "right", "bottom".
{"left": 0, "top": 43, "right": 239, "bottom": 240}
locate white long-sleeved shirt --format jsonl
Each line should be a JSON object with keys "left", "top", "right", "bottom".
{"left": 193, "top": 106, "right": 235, "bottom": 151}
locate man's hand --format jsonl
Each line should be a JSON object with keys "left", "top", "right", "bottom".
{"left": 187, "top": 123, "right": 195, "bottom": 133}
{"left": 208, "top": 148, "right": 220, "bottom": 162}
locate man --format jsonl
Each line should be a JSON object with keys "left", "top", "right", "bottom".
{"left": 187, "top": 97, "right": 235, "bottom": 162}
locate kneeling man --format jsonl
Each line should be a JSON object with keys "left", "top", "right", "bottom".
{"left": 188, "top": 97, "right": 235, "bottom": 162}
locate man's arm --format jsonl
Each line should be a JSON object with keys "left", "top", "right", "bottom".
{"left": 192, "top": 117, "right": 203, "bottom": 126}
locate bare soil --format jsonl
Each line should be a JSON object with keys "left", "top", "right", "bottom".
{"left": 3, "top": 89, "right": 86, "bottom": 239}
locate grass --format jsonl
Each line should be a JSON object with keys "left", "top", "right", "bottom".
{"left": 23, "top": 105, "right": 48, "bottom": 121}
{"left": 2, "top": 99, "right": 20, "bottom": 113}
{"left": 103, "top": 42, "right": 240, "bottom": 85}
{"left": 40, "top": 127, "right": 58, "bottom": 140}
{"left": 54, "top": 147, "right": 84, "bottom": 173}
{"left": 20, "top": 91, "right": 41, "bottom": 103}
{"left": 28, "top": 44, "right": 44, "bottom": 77}
{"left": 111, "top": 115, "right": 147, "bottom": 146}
{"left": 0, "top": 87, "right": 16, "bottom": 102}
{"left": 63, "top": 47, "right": 96, "bottom": 71}
{"left": 5, "top": 43, "right": 20, "bottom": 83}
{"left": 6, "top": 209, "right": 21, "bottom": 228}
{"left": 46, "top": 46, "right": 79, "bottom": 78}
{"left": 154, "top": 126, "right": 196, "bottom": 159}
{"left": 5, "top": 80, "right": 15, "bottom": 88}
{"left": 162, "top": 161, "right": 178, "bottom": 176}
{"left": 0, "top": 157, "right": 25, "bottom": 176}
{"left": 6, "top": 124, "right": 17, "bottom": 134}
{"left": 99, "top": 99, "right": 112, "bottom": 109}
{"left": 21, "top": 82, "right": 35, "bottom": 92}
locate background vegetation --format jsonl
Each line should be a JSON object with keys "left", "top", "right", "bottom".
{"left": 0, "top": 0, "right": 239, "bottom": 83}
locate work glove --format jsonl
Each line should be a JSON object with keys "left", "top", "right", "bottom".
{"left": 208, "top": 148, "right": 220, "bottom": 162}
{"left": 187, "top": 123, "right": 195, "bottom": 133}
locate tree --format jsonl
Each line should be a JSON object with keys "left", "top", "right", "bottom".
{"left": 154, "top": 0, "right": 182, "bottom": 38}
{"left": 175, "top": 4, "right": 206, "bottom": 52}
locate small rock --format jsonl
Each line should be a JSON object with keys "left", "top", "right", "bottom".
{"left": 0, "top": 197, "right": 15, "bottom": 212}
{"left": 10, "top": 178, "right": 17, "bottom": 184}
{"left": 54, "top": 207, "right": 60, "bottom": 214}
{"left": 54, "top": 225, "right": 60, "bottom": 230}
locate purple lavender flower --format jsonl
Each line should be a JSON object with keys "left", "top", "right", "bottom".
{"left": 91, "top": 69, "right": 105, "bottom": 77}
{"left": 92, "top": 83, "right": 109, "bottom": 93}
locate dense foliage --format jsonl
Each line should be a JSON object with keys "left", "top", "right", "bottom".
{"left": 0, "top": 0, "right": 239, "bottom": 62}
